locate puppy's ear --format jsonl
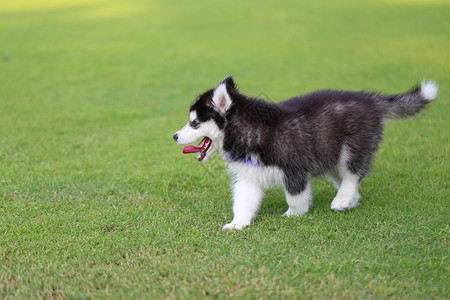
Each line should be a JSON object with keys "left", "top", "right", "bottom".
{"left": 220, "top": 76, "right": 237, "bottom": 91}
{"left": 212, "top": 76, "right": 235, "bottom": 113}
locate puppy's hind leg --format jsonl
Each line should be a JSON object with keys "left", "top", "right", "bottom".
{"left": 330, "top": 145, "right": 363, "bottom": 211}
{"left": 330, "top": 172, "right": 361, "bottom": 212}
{"left": 223, "top": 179, "right": 263, "bottom": 230}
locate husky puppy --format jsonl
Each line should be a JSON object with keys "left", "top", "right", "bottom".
{"left": 173, "top": 77, "right": 437, "bottom": 230}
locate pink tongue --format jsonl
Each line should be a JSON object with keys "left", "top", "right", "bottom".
{"left": 182, "top": 145, "right": 203, "bottom": 154}
{"left": 182, "top": 138, "right": 207, "bottom": 154}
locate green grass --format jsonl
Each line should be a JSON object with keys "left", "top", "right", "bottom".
{"left": 1, "top": 0, "right": 449, "bottom": 298}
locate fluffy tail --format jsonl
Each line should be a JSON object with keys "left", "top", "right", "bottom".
{"left": 378, "top": 80, "right": 438, "bottom": 119}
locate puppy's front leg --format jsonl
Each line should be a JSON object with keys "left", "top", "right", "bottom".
{"left": 222, "top": 179, "right": 263, "bottom": 230}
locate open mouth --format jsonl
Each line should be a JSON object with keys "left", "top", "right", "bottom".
{"left": 182, "top": 137, "right": 212, "bottom": 161}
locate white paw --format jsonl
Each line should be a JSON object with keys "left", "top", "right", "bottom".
{"left": 222, "top": 222, "right": 247, "bottom": 230}
{"left": 283, "top": 208, "right": 307, "bottom": 217}
{"left": 331, "top": 195, "right": 360, "bottom": 212}
{"left": 331, "top": 202, "right": 349, "bottom": 212}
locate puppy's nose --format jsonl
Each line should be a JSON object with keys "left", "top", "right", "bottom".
{"left": 173, "top": 133, "right": 179, "bottom": 141}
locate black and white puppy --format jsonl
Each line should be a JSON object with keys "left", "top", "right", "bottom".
{"left": 173, "top": 77, "right": 437, "bottom": 230}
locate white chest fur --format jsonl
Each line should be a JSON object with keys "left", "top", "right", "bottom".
{"left": 225, "top": 161, "right": 285, "bottom": 189}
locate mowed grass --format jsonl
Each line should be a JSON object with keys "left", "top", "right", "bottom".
{"left": 0, "top": 0, "right": 449, "bottom": 298}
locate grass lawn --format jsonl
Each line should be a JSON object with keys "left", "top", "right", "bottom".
{"left": 1, "top": 0, "right": 449, "bottom": 298}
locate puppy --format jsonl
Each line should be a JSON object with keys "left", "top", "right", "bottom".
{"left": 174, "top": 77, "right": 437, "bottom": 230}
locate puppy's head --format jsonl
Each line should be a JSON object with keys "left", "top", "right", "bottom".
{"left": 173, "top": 76, "right": 237, "bottom": 162}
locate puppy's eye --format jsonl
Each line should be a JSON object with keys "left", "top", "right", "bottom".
{"left": 190, "top": 120, "right": 200, "bottom": 129}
